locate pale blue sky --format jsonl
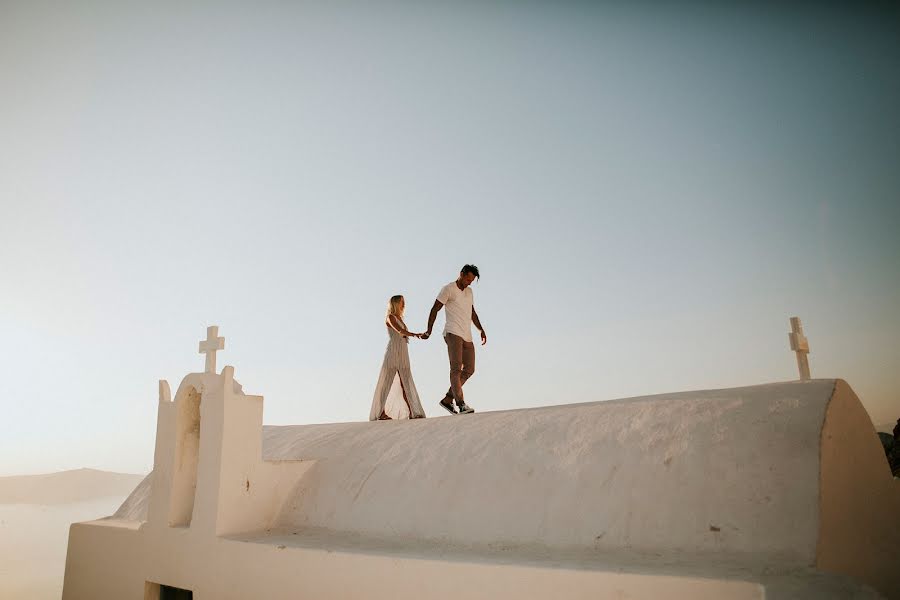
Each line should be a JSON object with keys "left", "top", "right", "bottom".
{"left": 1, "top": 2, "right": 898, "bottom": 475}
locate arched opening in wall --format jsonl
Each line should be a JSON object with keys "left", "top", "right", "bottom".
{"left": 168, "top": 386, "right": 200, "bottom": 527}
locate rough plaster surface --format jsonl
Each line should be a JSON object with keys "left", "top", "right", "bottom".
{"left": 65, "top": 376, "right": 899, "bottom": 599}
{"left": 817, "top": 380, "right": 900, "bottom": 597}
{"left": 109, "top": 473, "right": 151, "bottom": 520}
{"left": 266, "top": 380, "right": 834, "bottom": 562}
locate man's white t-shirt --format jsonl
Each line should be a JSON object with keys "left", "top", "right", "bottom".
{"left": 437, "top": 281, "right": 474, "bottom": 343}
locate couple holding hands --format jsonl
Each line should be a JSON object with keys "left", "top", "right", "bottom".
{"left": 369, "top": 264, "right": 487, "bottom": 421}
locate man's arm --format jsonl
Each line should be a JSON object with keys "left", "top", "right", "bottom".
{"left": 423, "top": 300, "right": 443, "bottom": 339}
{"left": 472, "top": 307, "right": 487, "bottom": 345}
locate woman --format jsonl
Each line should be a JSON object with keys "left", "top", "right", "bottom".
{"left": 369, "top": 295, "right": 427, "bottom": 421}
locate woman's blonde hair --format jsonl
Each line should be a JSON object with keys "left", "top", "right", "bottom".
{"left": 386, "top": 294, "right": 405, "bottom": 318}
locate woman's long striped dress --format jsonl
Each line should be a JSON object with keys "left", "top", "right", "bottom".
{"left": 369, "top": 318, "right": 426, "bottom": 420}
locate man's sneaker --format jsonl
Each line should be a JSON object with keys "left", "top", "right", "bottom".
{"left": 438, "top": 399, "right": 458, "bottom": 415}
{"left": 457, "top": 403, "right": 475, "bottom": 414}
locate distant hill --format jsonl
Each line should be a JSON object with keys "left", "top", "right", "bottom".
{"left": 0, "top": 469, "right": 145, "bottom": 505}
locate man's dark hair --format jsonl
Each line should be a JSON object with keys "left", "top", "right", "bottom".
{"left": 460, "top": 264, "right": 480, "bottom": 279}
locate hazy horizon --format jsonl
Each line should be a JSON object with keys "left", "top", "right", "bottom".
{"left": 2, "top": 2, "right": 898, "bottom": 476}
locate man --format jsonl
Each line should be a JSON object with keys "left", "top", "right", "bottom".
{"left": 423, "top": 264, "right": 487, "bottom": 415}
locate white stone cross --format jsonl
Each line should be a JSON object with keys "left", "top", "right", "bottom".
{"left": 199, "top": 325, "right": 225, "bottom": 374}
{"left": 788, "top": 316, "right": 811, "bottom": 381}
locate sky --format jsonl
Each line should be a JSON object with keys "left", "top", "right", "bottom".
{"left": 1, "top": 2, "right": 898, "bottom": 476}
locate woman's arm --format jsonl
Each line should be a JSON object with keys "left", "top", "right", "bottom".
{"left": 387, "top": 315, "right": 422, "bottom": 338}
